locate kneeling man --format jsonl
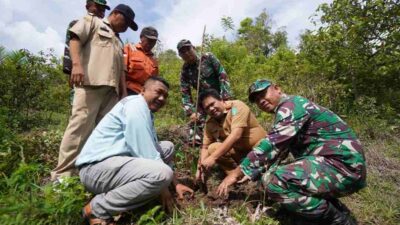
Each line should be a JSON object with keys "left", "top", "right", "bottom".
{"left": 220, "top": 79, "right": 366, "bottom": 225}
{"left": 196, "top": 89, "right": 267, "bottom": 191}
{"left": 76, "top": 77, "right": 193, "bottom": 224}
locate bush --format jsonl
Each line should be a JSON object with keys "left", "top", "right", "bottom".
{"left": 0, "top": 165, "right": 89, "bottom": 225}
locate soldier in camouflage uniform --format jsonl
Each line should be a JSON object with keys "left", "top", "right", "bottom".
{"left": 177, "top": 39, "right": 233, "bottom": 145}
{"left": 62, "top": 0, "right": 110, "bottom": 104}
{"left": 217, "top": 79, "right": 366, "bottom": 225}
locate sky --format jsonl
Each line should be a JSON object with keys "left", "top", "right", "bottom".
{"left": 0, "top": 0, "right": 331, "bottom": 56}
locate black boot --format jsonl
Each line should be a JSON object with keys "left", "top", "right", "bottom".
{"left": 321, "top": 202, "right": 356, "bottom": 225}
{"left": 292, "top": 202, "right": 355, "bottom": 225}
{"left": 329, "top": 198, "right": 351, "bottom": 217}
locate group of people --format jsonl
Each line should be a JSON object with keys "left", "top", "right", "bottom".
{"left": 50, "top": 1, "right": 367, "bottom": 225}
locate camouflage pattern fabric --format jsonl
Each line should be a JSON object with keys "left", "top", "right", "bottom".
{"left": 180, "top": 52, "right": 232, "bottom": 143}
{"left": 180, "top": 52, "right": 232, "bottom": 116}
{"left": 240, "top": 95, "right": 366, "bottom": 214}
{"left": 62, "top": 19, "right": 78, "bottom": 75}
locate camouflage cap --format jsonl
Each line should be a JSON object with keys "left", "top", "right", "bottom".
{"left": 140, "top": 26, "right": 159, "bottom": 40}
{"left": 88, "top": 0, "right": 110, "bottom": 10}
{"left": 248, "top": 79, "right": 272, "bottom": 102}
{"left": 177, "top": 39, "right": 193, "bottom": 51}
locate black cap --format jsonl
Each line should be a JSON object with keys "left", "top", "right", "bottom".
{"left": 140, "top": 26, "right": 158, "bottom": 40}
{"left": 113, "top": 4, "right": 138, "bottom": 31}
{"left": 177, "top": 39, "right": 193, "bottom": 51}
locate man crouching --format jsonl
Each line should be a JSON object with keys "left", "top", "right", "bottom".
{"left": 218, "top": 79, "right": 366, "bottom": 225}
{"left": 76, "top": 77, "right": 193, "bottom": 224}
{"left": 196, "top": 89, "right": 267, "bottom": 195}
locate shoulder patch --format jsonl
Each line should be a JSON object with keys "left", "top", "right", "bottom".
{"left": 231, "top": 107, "right": 238, "bottom": 116}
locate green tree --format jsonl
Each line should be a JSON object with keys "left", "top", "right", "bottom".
{"left": 0, "top": 47, "right": 69, "bottom": 131}
{"left": 221, "top": 16, "right": 235, "bottom": 32}
{"left": 299, "top": 0, "right": 400, "bottom": 112}
{"left": 237, "top": 10, "right": 288, "bottom": 56}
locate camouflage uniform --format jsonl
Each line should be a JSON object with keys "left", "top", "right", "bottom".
{"left": 240, "top": 95, "right": 366, "bottom": 215}
{"left": 180, "top": 52, "right": 232, "bottom": 143}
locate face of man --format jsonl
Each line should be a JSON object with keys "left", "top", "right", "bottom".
{"left": 254, "top": 85, "right": 282, "bottom": 113}
{"left": 179, "top": 46, "right": 197, "bottom": 64}
{"left": 141, "top": 81, "right": 169, "bottom": 112}
{"left": 140, "top": 36, "right": 157, "bottom": 52}
{"left": 202, "top": 96, "right": 225, "bottom": 119}
{"left": 109, "top": 12, "right": 128, "bottom": 33}
{"left": 87, "top": 2, "right": 107, "bottom": 18}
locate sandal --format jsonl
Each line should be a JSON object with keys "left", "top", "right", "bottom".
{"left": 82, "top": 202, "right": 116, "bottom": 225}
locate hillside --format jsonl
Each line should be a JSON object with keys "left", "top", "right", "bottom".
{"left": 0, "top": 1, "right": 399, "bottom": 224}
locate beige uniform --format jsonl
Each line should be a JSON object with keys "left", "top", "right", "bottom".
{"left": 203, "top": 100, "right": 267, "bottom": 172}
{"left": 51, "top": 15, "right": 124, "bottom": 181}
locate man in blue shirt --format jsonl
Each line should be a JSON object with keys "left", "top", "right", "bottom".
{"left": 76, "top": 77, "right": 193, "bottom": 224}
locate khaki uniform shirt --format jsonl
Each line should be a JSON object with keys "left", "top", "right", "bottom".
{"left": 203, "top": 100, "right": 267, "bottom": 151}
{"left": 69, "top": 16, "right": 124, "bottom": 90}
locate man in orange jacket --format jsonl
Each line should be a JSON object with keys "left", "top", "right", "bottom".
{"left": 124, "top": 26, "right": 159, "bottom": 95}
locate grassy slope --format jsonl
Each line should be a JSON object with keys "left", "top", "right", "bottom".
{"left": 0, "top": 54, "right": 399, "bottom": 225}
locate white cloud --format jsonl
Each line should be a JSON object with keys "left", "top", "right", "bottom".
{"left": 153, "top": 0, "right": 330, "bottom": 51}
{"left": 272, "top": 1, "right": 328, "bottom": 49}
{"left": 0, "top": 0, "right": 13, "bottom": 23}
{"left": 0, "top": 0, "right": 331, "bottom": 56}
{"left": 0, "top": 21, "right": 64, "bottom": 55}
{"left": 0, "top": 0, "right": 88, "bottom": 55}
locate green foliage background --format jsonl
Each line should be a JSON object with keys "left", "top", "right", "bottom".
{"left": 0, "top": 0, "right": 399, "bottom": 224}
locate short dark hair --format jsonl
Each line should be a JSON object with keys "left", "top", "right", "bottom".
{"left": 144, "top": 76, "right": 170, "bottom": 89}
{"left": 199, "top": 89, "right": 222, "bottom": 108}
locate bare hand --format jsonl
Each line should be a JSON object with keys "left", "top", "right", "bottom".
{"left": 201, "top": 155, "right": 217, "bottom": 171}
{"left": 195, "top": 165, "right": 207, "bottom": 183}
{"left": 237, "top": 175, "right": 250, "bottom": 184}
{"left": 216, "top": 168, "right": 244, "bottom": 197}
{"left": 176, "top": 184, "right": 194, "bottom": 200}
{"left": 195, "top": 167, "right": 202, "bottom": 182}
{"left": 190, "top": 112, "right": 199, "bottom": 123}
{"left": 70, "top": 64, "right": 84, "bottom": 86}
{"left": 160, "top": 188, "right": 174, "bottom": 213}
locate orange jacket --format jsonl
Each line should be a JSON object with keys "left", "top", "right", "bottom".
{"left": 124, "top": 43, "right": 159, "bottom": 93}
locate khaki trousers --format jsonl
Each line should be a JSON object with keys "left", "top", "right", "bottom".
{"left": 51, "top": 86, "right": 118, "bottom": 181}
{"left": 207, "top": 142, "right": 252, "bottom": 173}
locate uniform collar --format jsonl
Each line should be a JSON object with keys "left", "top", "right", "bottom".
{"left": 274, "top": 94, "right": 289, "bottom": 113}
{"left": 102, "top": 18, "right": 118, "bottom": 36}
{"left": 103, "top": 18, "right": 111, "bottom": 27}
{"left": 223, "top": 101, "right": 233, "bottom": 113}
{"left": 184, "top": 53, "right": 202, "bottom": 67}
{"left": 102, "top": 18, "right": 122, "bottom": 42}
